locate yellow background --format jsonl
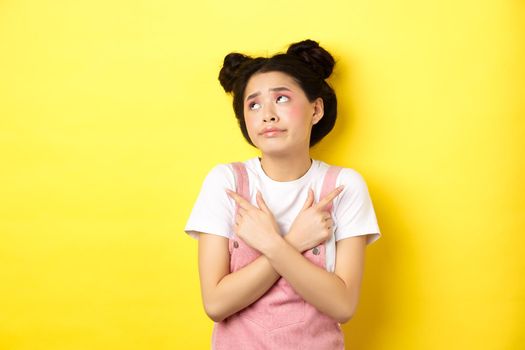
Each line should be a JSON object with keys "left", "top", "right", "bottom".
{"left": 1, "top": 0, "right": 524, "bottom": 349}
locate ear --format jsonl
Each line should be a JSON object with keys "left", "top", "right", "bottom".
{"left": 312, "top": 97, "right": 324, "bottom": 125}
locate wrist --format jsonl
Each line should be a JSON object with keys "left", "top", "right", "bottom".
{"left": 261, "top": 232, "right": 287, "bottom": 258}
{"left": 284, "top": 229, "right": 302, "bottom": 252}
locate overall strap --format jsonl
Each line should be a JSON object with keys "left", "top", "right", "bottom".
{"left": 320, "top": 166, "right": 343, "bottom": 212}
{"left": 231, "top": 162, "right": 250, "bottom": 213}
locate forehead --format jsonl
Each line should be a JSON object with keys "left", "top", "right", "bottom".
{"left": 244, "top": 71, "right": 301, "bottom": 97}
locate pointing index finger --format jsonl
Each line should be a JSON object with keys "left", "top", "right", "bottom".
{"left": 316, "top": 185, "right": 345, "bottom": 211}
{"left": 226, "top": 189, "right": 252, "bottom": 210}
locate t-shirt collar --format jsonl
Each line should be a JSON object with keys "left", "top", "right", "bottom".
{"left": 254, "top": 157, "right": 317, "bottom": 186}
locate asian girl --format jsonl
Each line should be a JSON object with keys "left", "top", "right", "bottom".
{"left": 185, "top": 39, "right": 381, "bottom": 349}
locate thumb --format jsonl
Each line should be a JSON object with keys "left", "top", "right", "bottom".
{"left": 301, "top": 188, "right": 315, "bottom": 211}
{"left": 256, "top": 191, "right": 271, "bottom": 213}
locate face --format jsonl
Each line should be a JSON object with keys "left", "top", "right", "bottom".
{"left": 243, "top": 71, "right": 324, "bottom": 156}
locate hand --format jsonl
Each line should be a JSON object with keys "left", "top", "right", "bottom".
{"left": 226, "top": 189, "right": 281, "bottom": 254}
{"left": 287, "top": 185, "right": 345, "bottom": 252}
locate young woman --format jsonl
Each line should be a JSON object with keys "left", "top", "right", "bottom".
{"left": 185, "top": 39, "right": 381, "bottom": 349}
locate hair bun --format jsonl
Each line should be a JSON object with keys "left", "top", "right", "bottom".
{"left": 286, "top": 39, "right": 335, "bottom": 79}
{"left": 218, "top": 53, "right": 252, "bottom": 93}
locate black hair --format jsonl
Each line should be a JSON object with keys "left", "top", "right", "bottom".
{"left": 218, "top": 39, "right": 337, "bottom": 147}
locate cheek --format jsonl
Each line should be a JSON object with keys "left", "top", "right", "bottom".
{"left": 286, "top": 104, "right": 312, "bottom": 129}
{"left": 244, "top": 113, "right": 253, "bottom": 126}
{"left": 287, "top": 104, "right": 303, "bottom": 119}
{"left": 244, "top": 115, "right": 258, "bottom": 134}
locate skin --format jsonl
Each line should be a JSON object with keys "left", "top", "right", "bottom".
{"left": 198, "top": 71, "right": 368, "bottom": 323}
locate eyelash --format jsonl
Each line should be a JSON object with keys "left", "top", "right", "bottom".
{"left": 277, "top": 95, "right": 289, "bottom": 103}
{"left": 248, "top": 102, "right": 260, "bottom": 110}
{"left": 248, "top": 95, "right": 289, "bottom": 110}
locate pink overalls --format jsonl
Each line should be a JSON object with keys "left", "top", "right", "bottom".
{"left": 212, "top": 162, "right": 345, "bottom": 350}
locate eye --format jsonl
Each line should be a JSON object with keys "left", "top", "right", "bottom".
{"left": 248, "top": 102, "right": 261, "bottom": 111}
{"left": 276, "top": 95, "right": 289, "bottom": 103}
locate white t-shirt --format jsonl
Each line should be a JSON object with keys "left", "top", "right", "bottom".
{"left": 184, "top": 157, "right": 381, "bottom": 272}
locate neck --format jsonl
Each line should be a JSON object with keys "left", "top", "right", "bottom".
{"left": 259, "top": 151, "right": 312, "bottom": 182}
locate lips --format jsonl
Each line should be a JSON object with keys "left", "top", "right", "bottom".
{"left": 260, "top": 127, "right": 286, "bottom": 136}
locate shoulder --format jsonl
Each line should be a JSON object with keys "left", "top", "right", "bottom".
{"left": 202, "top": 163, "right": 236, "bottom": 188}
{"left": 314, "top": 161, "right": 373, "bottom": 204}
{"left": 241, "top": 157, "right": 261, "bottom": 174}
{"left": 333, "top": 167, "right": 374, "bottom": 213}
{"left": 314, "top": 160, "right": 368, "bottom": 187}
{"left": 337, "top": 167, "right": 369, "bottom": 189}
{"left": 201, "top": 158, "right": 260, "bottom": 191}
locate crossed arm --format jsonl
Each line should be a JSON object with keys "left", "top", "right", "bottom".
{"left": 198, "top": 187, "right": 368, "bottom": 323}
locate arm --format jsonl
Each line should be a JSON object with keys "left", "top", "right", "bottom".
{"left": 198, "top": 187, "right": 338, "bottom": 322}
{"left": 227, "top": 186, "right": 367, "bottom": 323}
{"left": 197, "top": 232, "right": 311, "bottom": 322}
{"left": 198, "top": 233, "right": 278, "bottom": 322}
{"left": 264, "top": 234, "right": 367, "bottom": 323}
{"left": 190, "top": 164, "right": 314, "bottom": 322}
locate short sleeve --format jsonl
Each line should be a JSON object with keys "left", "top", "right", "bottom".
{"left": 184, "top": 164, "right": 236, "bottom": 240}
{"left": 332, "top": 168, "right": 381, "bottom": 245}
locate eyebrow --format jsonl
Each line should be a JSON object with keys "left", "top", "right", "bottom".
{"left": 245, "top": 87, "right": 292, "bottom": 102}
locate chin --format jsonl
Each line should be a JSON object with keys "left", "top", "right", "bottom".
{"left": 260, "top": 145, "right": 301, "bottom": 158}
{"left": 255, "top": 137, "right": 304, "bottom": 157}
{"left": 256, "top": 144, "right": 288, "bottom": 156}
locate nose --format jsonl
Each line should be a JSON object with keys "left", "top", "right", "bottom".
{"left": 262, "top": 104, "right": 279, "bottom": 123}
